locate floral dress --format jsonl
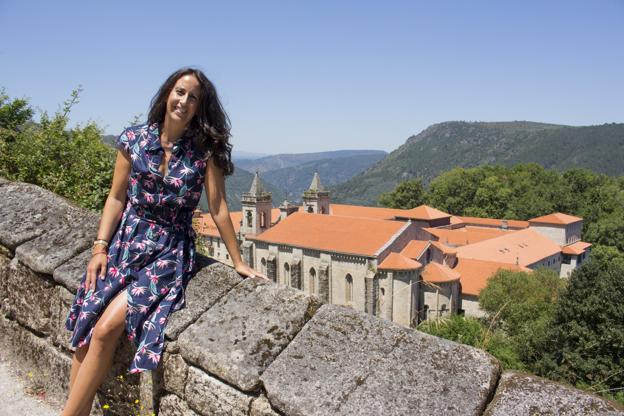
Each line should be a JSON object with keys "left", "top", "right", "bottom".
{"left": 65, "top": 122, "right": 208, "bottom": 373}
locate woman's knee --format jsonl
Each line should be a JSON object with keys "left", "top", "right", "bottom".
{"left": 91, "top": 316, "right": 124, "bottom": 345}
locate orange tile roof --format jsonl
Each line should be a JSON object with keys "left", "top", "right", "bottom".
{"left": 424, "top": 226, "right": 512, "bottom": 246}
{"left": 400, "top": 240, "right": 430, "bottom": 260}
{"left": 457, "top": 216, "right": 529, "bottom": 229}
{"left": 456, "top": 228, "right": 562, "bottom": 267}
{"left": 247, "top": 212, "right": 408, "bottom": 256}
{"left": 450, "top": 216, "right": 465, "bottom": 226}
{"left": 195, "top": 209, "right": 282, "bottom": 237}
{"left": 430, "top": 240, "right": 457, "bottom": 254}
{"left": 562, "top": 241, "right": 592, "bottom": 255}
{"left": 396, "top": 205, "right": 451, "bottom": 221}
{"left": 329, "top": 204, "right": 450, "bottom": 221}
{"left": 421, "top": 262, "right": 460, "bottom": 283}
{"left": 529, "top": 212, "right": 583, "bottom": 225}
{"left": 329, "top": 203, "right": 407, "bottom": 220}
{"left": 454, "top": 258, "right": 530, "bottom": 296}
{"left": 378, "top": 253, "right": 422, "bottom": 270}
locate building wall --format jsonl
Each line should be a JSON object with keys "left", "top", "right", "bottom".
{"left": 376, "top": 222, "right": 417, "bottom": 261}
{"left": 421, "top": 282, "right": 455, "bottom": 321}
{"left": 529, "top": 225, "right": 566, "bottom": 246}
{"left": 560, "top": 255, "right": 578, "bottom": 277}
{"left": 528, "top": 252, "right": 561, "bottom": 273}
{"left": 565, "top": 222, "right": 583, "bottom": 245}
{"left": 391, "top": 271, "right": 418, "bottom": 327}
{"left": 460, "top": 294, "right": 486, "bottom": 318}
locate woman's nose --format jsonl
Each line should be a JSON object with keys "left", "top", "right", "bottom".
{"left": 179, "top": 94, "right": 188, "bottom": 105}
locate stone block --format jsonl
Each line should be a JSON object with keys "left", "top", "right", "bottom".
{"left": 178, "top": 278, "right": 321, "bottom": 392}
{"left": 250, "top": 394, "right": 281, "bottom": 416}
{"left": 159, "top": 394, "right": 200, "bottom": 416}
{"left": 53, "top": 248, "right": 91, "bottom": 293}
{"left": 15, "top": 208, "right": 99, "bottom": 275}
{"left": 185, "top": 366, "right": 252, "bottom": 416}
{"left": 166, "top": 258, "right": 242, "bottom": 340}
{"left": 50, "top": 284, "right": 77, "bottom": 350}
{"left": 0, "top": 253, "right": 10, "bottom": 306}
{"left": 163, "top": 353, "right": 188, "bottom": 399}
{"left": 3, "top": 257, "right": 56, "bottom": 334}
{"left": 0, "top": 314, "right": 72, "bottom": 402}
{"left": 0, "top": 181, "right": 79, "bottom": 250}
{"left": 484, "top": 371, "right": 624, "bottom": 416}
{"left": 261, "top": 304, "right": 501, "bottom": 416}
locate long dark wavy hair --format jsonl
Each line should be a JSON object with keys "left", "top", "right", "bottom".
{"left": 148, "top": 67, "right": 234, "bottom": 176}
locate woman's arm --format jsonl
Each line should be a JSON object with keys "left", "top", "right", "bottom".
{"left": 204, "top": 157, "right": 266, "bottom": 279}
{"left": 85, "top": 151, "right": 131, "bottom": 290}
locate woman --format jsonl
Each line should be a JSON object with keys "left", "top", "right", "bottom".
{"left": 62, "top": 67, "right": 266, "bottom": 416}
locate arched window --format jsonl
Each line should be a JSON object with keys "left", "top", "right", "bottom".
{"left": 440, "top": 304, "right": 448, "bottom": 317}
{"left": 423, "top": 305, "right": 429, "bottom": 321}
{"left": 283, "top": 262, "right": 290, "bottom": 286}
{"left": 345, "top": 274, "right": 353, "bottom": 304}
{"left": 246, "top": 211, "right": 253, "bottom": 227}
{"left": 260, "top": 212, "right": 266, "bottom": 228}
{"left": 307, "top": 205, "right": 314, "bottom": 213}
{"left": 426, "top": 249, "right": 431, "bottom": 263}
{"left": 309, "top": 267, "right": 317, "bottom": 294}
{"left": 261, "top": 258, "right": 267, "bottom": 274}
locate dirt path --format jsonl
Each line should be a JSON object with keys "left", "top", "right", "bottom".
{"left": 0, "top": 351, "right": 61, "bottom": 415}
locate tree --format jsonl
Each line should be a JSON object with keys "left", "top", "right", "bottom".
{"left": 378, "top": 177, "right": 425, "bottom": 209}
{"left": 535, "top": 246, "right": 624, "bottom": 395}
{"left": 478, "top": 268, "right": 565, "bottom": 364}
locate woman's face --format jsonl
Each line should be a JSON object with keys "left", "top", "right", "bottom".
{"left": 166, "top": 74, "right": 201, "bottom": 127}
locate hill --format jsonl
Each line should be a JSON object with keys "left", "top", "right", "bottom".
{"left": 236, "top": 149, "right": 386, "bottom": 173}
{"left": 331, "top": 121, "right": 624, "bottom": 206}
{"left": 261, "top": 153, "right": 387, "bottom": 202}
{"left": 197, "top": 166, "right": 287, "bottom": 212}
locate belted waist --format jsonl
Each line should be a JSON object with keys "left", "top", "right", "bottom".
{"left": 127, "top": 203, "right": 193, "bottom": 233}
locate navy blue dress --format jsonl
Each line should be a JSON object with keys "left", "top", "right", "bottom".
{"left": 65, "top": 122, "right": 208, "bottom": 373}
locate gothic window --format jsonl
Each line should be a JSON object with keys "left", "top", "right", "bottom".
{"left": 261, "top": 257, "right": 267, "bottom": 274}
{"left": 309, "top": 267, "right": 317, "bottom": 295}
{"left": 283, "top": 262, "right": 290, "bottom": 286}
{"left": 246, "top": 210, "right": 253, "bottom": 227}
{"left": 426, "top": 249, "right": 431, "bottom": 263}
{"left": 345, "top": 274, "right": 353, "bottom": 304}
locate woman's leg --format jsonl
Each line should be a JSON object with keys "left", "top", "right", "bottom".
{"left": 68, "top": 344, "right": 89, "bottom": 392}
{"left": 61, "top": 289, "right": 128, "bottom": 416}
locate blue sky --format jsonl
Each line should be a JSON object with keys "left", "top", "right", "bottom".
{"left": 1, "top": 1, "right": 622, "bottom": 154}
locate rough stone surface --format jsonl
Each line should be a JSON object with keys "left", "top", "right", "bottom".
{"left": 49, "top": 285, "right": 76, "bottom": 350}
{"left": 484, "top": 371, "right": 624, "bottom": 416}
{"left": 261, "top": 304, "right": 501, "bottom": 416}
{"left": 159, "top": 394, "right": 200, "bottom": 416}
{"left": 178, "top": 278, "right": 321, "bottom": 392}
{"left": 3, "top": 257, "right": 56, "bottom": 334}
{"left": 0, "top": 314, "right": 72, "bottom": 403}
{"left": 250, "top": 394, "right": 281, "bottom": 416}
{"left": 52, "top": 248, "right": 91, "bottom": 293}
{"left": 15, "top": 209, "right": 99, "bottom": 275}
{"left": 163, "top": 353, "right": 189, "bottom": 399}
{"left": 184, "top": 366, "right": 252, "bottom": 416}
{"left": 0, "top": 253, "right": 10, "bottom": 307}
{"left": 0, "top": 181, "right": 82, "bottom": 250}
{"left": 0, "top": 176, "right": 9, "bottom": 186}
{"left": 166, "top": 258, "right": 242, "bottom": 340}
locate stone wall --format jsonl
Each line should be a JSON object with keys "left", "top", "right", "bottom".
{"left": 1, "top": 177, "right": 622, "bottom": 416}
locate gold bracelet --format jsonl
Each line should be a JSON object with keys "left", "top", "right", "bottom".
{"left": 93, "top": 239, "right": 109, "bottom": 248}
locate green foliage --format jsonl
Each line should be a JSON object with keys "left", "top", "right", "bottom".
{"left": 534, "top": 246, "right": 624, "bottom": 394}
{"left": 418, "top": 315, "right": 524, "bottom": 370}
{"left": 333, "top": 120, "right": 624, "bottom": 206}
{"left": 0, "top": 88, "right": 115, "bottom": 211}
{"left": 378, "top": 177, "right": 425, "bottom": 209}
{"left": 0, "top": 88, "right": 33, "bottom": 131}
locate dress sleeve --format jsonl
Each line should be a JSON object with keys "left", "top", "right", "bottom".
{"left": 116, "top": 129, "right": 132, "bottom": 156}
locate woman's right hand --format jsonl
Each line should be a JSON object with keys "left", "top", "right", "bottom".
{"left": 85, "top": 253, "right": 107, "bottom": 293}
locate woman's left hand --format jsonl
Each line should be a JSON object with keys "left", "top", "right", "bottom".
{"left": 234, "top": 262, "right": 269, "bottom": 280}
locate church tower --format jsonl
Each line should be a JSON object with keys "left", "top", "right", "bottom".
{"left": 240, "top": 171, "right": 273, "bottom": 236}
{"left": 302, "top": 172, "right": 330, "bottom": 214}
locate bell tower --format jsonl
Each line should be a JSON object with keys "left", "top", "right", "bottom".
{"left": 302, "top": 172, "right": 330, "bottom": 214}
{"left": 240, "top": 171, "right": 272, "bottom": 236}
